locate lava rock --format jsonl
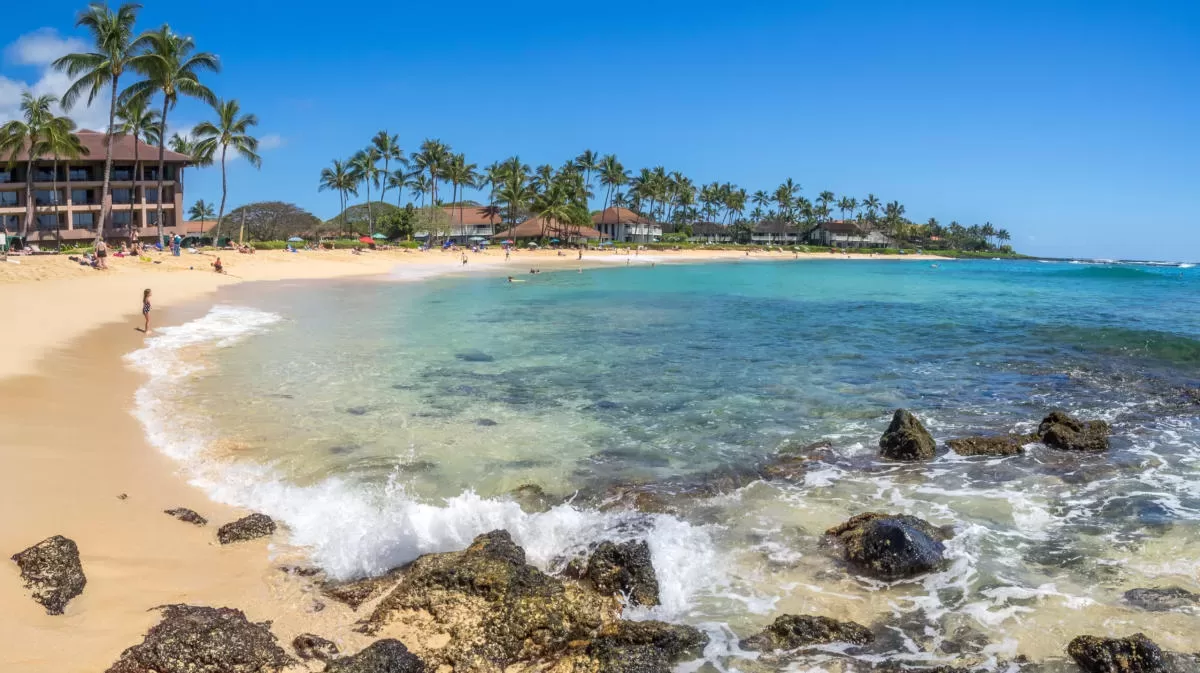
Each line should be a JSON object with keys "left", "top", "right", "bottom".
{"left": 105, "top": 604, "right": 293, "bottom": 673}
{"left": 1037, "top": 411, "right": 1111, "bottom": 451}
{"left": 455, "top": 351, "right": 495, "bottom": 363}
{"left": 324, "top": 640, "right": 424, "bottom": 673}
{"left": 294, "top": 633, "right": 339, "bottom": 662}
{"left": 217, "top": 513, "right": 277, "bottom": 544}
{"left": 10, "top": 535, "right": 87, "bottom": 615}
{"left": 346, "top": 406, "right": 370, "bottom": 416}
{"left": 475, "top": 418, "right": 499, "bottom": 427}
{"left": 585, "top": 540, "right": 661, "bottom": 606}
{"left": 825, "top": 513, "right": 949, "bottom": 580}
{"left": 320, "top": 568, "right": 406, "bottom": 610}
{"left": 510, "top": 483, "right": 555, "bottom": 513}
{"left": 879, "top": 409, "right": 936, "bottom": 461}
{"left": 740, "top": 614, "right": 874, "bottom": 650}
{"left": 164, "top": 507, "right": 208, "bottom": 526}
{"left": 946, "top": 435, "right": 1028, "bottom": 457}
{"left": 582, "top": 620, "right": 708, "bottom": 673}
{"left": 760, "top": 440, "right": 835, "bottom": 480}
{"left": 1067, "top": 633, "right": 1167, "bottom": 673}
{"left": 1123, "top": 587, "right": 1200, "bottom": 612}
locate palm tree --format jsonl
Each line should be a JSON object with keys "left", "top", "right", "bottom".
{"left": 188, "top": 198, "right": 214, "bottom": 235}
{"left": 115, "top": 97, "right": 161, "bottom": 240}
{"left": 406, "top": 173, "right": 431, "bottom": 208}
{"left": 0, "top": 93, "right": 58, "bottom": 237}
{"left": 348, "top": 148, "right": 382, "bottom": 234}
{"left": 387, "top": 168, "right": 412, "bottom": 207}
{"left": 412, "top": 139, "right": 449, "bottom": 208}
{"left": 862, "top": 194, "right": 881, "bottom": 223}
{"left": 575, "top": 149, "right": 598, "bottom": 195}
{"left": 318, "top": 159, "right": 357, "bottom": 233}
{"left": 124, "top": 25, "right": 219, "bottom": 244}
{"left": 45, "top": 116, "right": 88, "bottom": 247}
{"left": 53, "top": 2, "right": 143, "bottom": 241}
{"left": 193, "top": 99, "right": 260, "bottom": 246}
{"left": 372, "top": 131, "right": 402, "bottom": 205}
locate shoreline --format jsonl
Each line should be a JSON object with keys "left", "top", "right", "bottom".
{"left": 0, "top": 247, "right": 949, "bottom": 671}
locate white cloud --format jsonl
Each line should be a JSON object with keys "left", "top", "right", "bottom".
{"left": 259, "top": 133, "right": 284, "bottom": 150}
{"left": 0, "top": 29, "right": 110, "bottom": 131}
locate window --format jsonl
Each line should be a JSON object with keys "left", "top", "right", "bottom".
{"left": 34, "top": 168, "right": 56, "bottom": 181}
{"left": 112, "top": 211, "right": 132, "bottom": 227}
{"left": 72, "top": 212, "right": 95, "bottom": 228}
{"left": 34, "top": 190, "right": 59, "bottom": 206}
{"left": 2, "top": 214, "right": 19, "bottom": 230}
{"left": 0, "top": 171, "right": 12, "bottom": 183}
{"left": 69, "top": 167, "right": 91, "bottom": 181}
{"left": 164, "top": 165, "right": 176, "bottom": 181}
{"left": 37, "top": 214, "right": 58, "bottom": 229}
{"left": 71, "top": 189, "right": 92, "bottom": 205}
{"left": 112, "top": 167, "right": 133, "bottom": 181}
{"left": 146, "top": 211, "right": 158, "bottom": 225}
{"left": 143, "top": 167, "right": 159, "bottom": 181}
{"left": 145, "top": 188, "right": 159, "bottom": 203}
{"left": 0, "top": 191, "right": 17, "bottom": 207}
{"left": 112, "top": 188, "right": 132, "bottom": 204}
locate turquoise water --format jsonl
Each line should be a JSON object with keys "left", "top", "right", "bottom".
{"left": 129, "top": 259, "right": 1200, "bottom": 667}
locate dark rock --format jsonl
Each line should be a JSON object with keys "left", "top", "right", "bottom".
{"left": 582, "top": 620, "right": 708, "bottom": 673}
{"left": 761, "top": 441, "right": 834, "bottom": 480}
{"left": 1124, "top": 587, "right": 1200, "bottom": 612}
{"left": 321, "top": 568, "right": 405, "bottom": 610}
{"left": 117, "top": 493, "right": 128, "bottom": 500}
{"left": 510, "top": 483, "right": 555, "bottom": 513}
{"left": 947, "top": 435, "right": 1028, "bottom": 457}
{"left": 105, "top": 604, "right": 293, "bottom": 673}
{"left": 475, "top": 418, "right": 499, "bottom": 427}
{"left": 362, "top": 530, "right": 614, "bottom": 670}
{"left": 330, "top": 444, "right": 361, "bottom": 455}
{"left": 825, "top": 513, "right": 949, "bottom": 580}
{"left": 1037, "top": 410, "right": 1111, "bottom": 451}
{"left": 325, "top": 639, "right": 424, "bottom": 673}
{"left": 740, "top": 614, "right": 874, "bottom": 650}
{"left": 346, "top": 406, "right": 370, "bottom": 416}
{"left": 1067, "top": 633, "right": 1166, "bottom": 673}
{"left": 10, "top": 535, "right": 87, "bottom": 615}
{"left": 294, "top": 633, "right": 339, "bottom": 662}
{"left": 584, "top": 540, "right": 660, "bottom": 606}
{"left": 164, "top": 507, "right": 207, "bottom": 526}
{"left": 217, "top": 513, "right": 277, "bottom": 544}
{"left": 879, "top": 409, "right": 936, "bottom": 461}
{"left": 455, "top": 351, "right": 495, "bottom": 363}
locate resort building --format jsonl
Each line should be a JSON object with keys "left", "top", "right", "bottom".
{"left": 442, "top": 205, "right": 502, "bottom": 242}
{"left": 688, "top": 222, "right": 734, "bottom": 243}
{"left": 492, "top": 217, "right": 607, "bottom": 244}
{"left": 811, "top": 220, "right": 892, "bottom": 248}
{"left": 0, "top": 130, "right": 191, "bottom": 245}
{"left": 751, "top": 220, "right": 802, "bottom": 245}
{"left": 592, "top": 207, "right": 662, "bottom": 243}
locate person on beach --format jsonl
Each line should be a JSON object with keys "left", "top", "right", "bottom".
{"left": 577, "top": 248, "right": 582, "bottom": 260}
{"left": 141, "top": 288, "right": 152, "bottom": 333}
{"left": 212, "top": 257, "right": 224, "bottom": 274}
{"left": 95, "top": 239, "right": 108, "bottom": 269}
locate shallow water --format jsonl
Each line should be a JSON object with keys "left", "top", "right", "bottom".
{"left": 126, "top": 259, "right": 1200, "bottom": 669}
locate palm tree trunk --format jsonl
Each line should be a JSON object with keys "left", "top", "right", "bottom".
{"left": 155, "top": 97, "right": 168, "bottom": 245}
{"left": 365, "top": 180, "right": 373, "bottom": 235}
{"left": 98, "top": 77, "right": 118, "bottom": 242}
{"left": 213, "top": 145, "right": 228, "bottom": 246}
{"left": 130, "top": 138, "right": 139, "bottom": 245}
{"left": 53, "top": 157, "right": 61, "bottom": 248}
{"left": 23, "top": 156, "right": 34, "bottom": 238}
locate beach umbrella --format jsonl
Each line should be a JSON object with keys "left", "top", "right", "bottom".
{"left": 600, "top": 241, "right": 614, "bottom": 246}
{"left": 527, "top": 242, "right": 539, "bottom": 248}
{"left": 549, "top": 238, "right": 561, "bottom": 244}
{"left": 503, "top": 239, "right": 514, "bottom": 245}
{"left": 287, "top": 237, "right": 304, "bottom": 242}
{"left": 372, "top": 233, "right": 387, "bottom": 239}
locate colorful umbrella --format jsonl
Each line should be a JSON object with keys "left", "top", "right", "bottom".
{"left": 287, "top": 237, "right": 304, "bottom": 242}
{"left": 372, "top": 233, "right": 387, "bottom": 239}
{"left": 359, "top": 236, "right": 373, "bottom": 244}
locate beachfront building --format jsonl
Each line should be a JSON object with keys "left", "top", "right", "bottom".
{"left": 492, "top": 217, "right": 608, "bottom": 245}
{"left": 592, "top": 207, "right": 661, "bottom": 243}
{"left": 0, "top": 130, "right": 191, "bottom": 246}
{"left": 442, "top": 205, "right": 502, "bottom": 243}
{"left": 688, "top": 221, "right": 734, "bottom": 243}
{"left": 751, "top": 220, "right": 803, "bottom": 245}
{"left": 811, "top": 220, "right": 892, "bottom": 248}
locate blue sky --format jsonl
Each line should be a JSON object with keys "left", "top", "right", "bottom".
{"left": 2, "top": 1, "right": 1198, "bottom": 259}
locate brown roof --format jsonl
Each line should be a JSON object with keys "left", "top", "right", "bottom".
{"left": 753, "top": 220, "right": 796, "bottom": 234}
{"left": 592, "top": 207, "right": 651, "bottom": 225}
{"left": 492, "top": 218, "right": 608, "bottom": 240}
{"left": 11, "top": 130, "right": 191, "bottom": 163}
{"left": 443, "top": 206, "right": 501, "bottom": 226}
{"left": 181, "top": 220, "right": 216, "bottom": 233}
{"left": 821, "top": 219, "right": 863, "bottom": 234}
{"left": 691, "top": 222, "right": 729, "bottom": 235}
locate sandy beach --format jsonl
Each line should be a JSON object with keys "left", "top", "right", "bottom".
{"left": 0, "top": 246, "right": 947, "bottom": 672}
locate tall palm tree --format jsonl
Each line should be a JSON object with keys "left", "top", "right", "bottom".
{"left": 411, "top": 139, "right": 449, "bottom": 209}
{"left": 124, "top": 25, "right": 219, "bottom": 244}
{"left": 53, "top": 2, "right": 143, "bottom": 241}
{"left": 0, "top": 93, "right": 58, "bottom": 237}
{"left": 188, "top": 198, "right": 214, "bottom": 235}
{"left": 45, "top": 116, "right": 88, "bottom": 247}
{"left": 406, "top": 173, "right": 431, "bottom": 208}
{"left": 114, "top": 97, "right": 161, "bottom": 240}
{"left": 387, "top": 168, "right": 412, "bottom": 207}
{"left": 318, "top": 159, "right": 357, "bottom": 233}
{"left": 193, "top": 99, "right": 260, "bottom": 246}
{"left": 348, "top": 148, "right": 382, "bottom": 234}
{"left": 575, "top": 149, "right": 598, "bottom": 195}
{"left": 372, "top": 131, "right": 402, "bottom": 205}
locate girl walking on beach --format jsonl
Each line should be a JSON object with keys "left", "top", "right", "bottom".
{"left": 142, "top": 289, "right": 152, "bottom": 334}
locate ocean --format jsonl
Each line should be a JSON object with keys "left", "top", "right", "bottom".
{"left": 125, "top": 258, "right": 1200, "bottom": 667}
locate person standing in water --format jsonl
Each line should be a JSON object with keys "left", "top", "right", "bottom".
{"left": 141, "top": 288, "right": 152, "bottom": 333}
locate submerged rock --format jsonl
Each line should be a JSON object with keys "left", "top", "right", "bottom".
{"left": 740, "top": 614, "right": 874, "bottom": 651}
{"left": 105, "top": 604, "right": 293, "bottom": 673}
{"left": 362, "top": 530, "right": 615, "bottom": 670}
{"left": 825, "top": 513, "right": 949, "bottom": 580}
{"left": 760, "top": 440, "right": 835, "bottom": 480}
{"left": 946, "top": 435, "right": 1028, "bottom": 457}
{"left": 475, "top": 418, "right": 499, "bottom": 427}
{"left": 10, "top": 535, "right": 86, "bottom": 615}
{"left": 879, "top": 409, "right": 936, "bottom": 461}
{"left": 584, "top": 540, "right": 660, "bottom": 607}
{"left": 510, "top": 483, "right": 556, "bottom": 513}
{"left": 580, "top": 620, "right": 708, "bottom": 673}
{"left": 293, "top": 633, "right": 339, "bottom": 662}
{"left": 455, "top": 351, "right": 495, "bottom": 363}
{"left": 1037, "top": 411, "right": 1111, "bottom": 451}
{"left": 217, "top": 513, "right": 277, "bottom": 544}
{"left": 164, "top": 507, "right": 208, "bottom": 526}
{"left": 1067, "top": 633, "right": 1166, "bottom": 673}
{"left": 321, "top": 568, "right": 406, "bottom": 610}
{"left": 324, "top": 639, "right": 424, "bottom": 673}
{"left": 1124, "top": 587, "right": 1200, "bottom": 612}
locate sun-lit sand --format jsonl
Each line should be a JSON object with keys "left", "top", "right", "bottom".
{"left": 0, "top": 245, "right": 947, "bottom": 671}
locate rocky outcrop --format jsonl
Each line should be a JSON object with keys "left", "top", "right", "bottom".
{"left": 1067, "top": 633, "right": 1167, "bottom": 673}
{"left": 740, "top": 614, "right": 874, "bottom": 651}
{"left": 164, "top": 507, "right": 208, "bottom": 526}
{"left": 105, "top": 604, "right": 293, "bottom": 673}
{"left": 825, "top": 513, "right": 950, "bottom": 580}
{"left": 294, "top": 633, "right": 340, "bottom": 662}
{"left": 1037, "top": 411, "right": 1111, "bottom": 451}
{"left": 322, "top": 568, "right": 406, "bottom": 610}
{"left": 584, "top": 541, "right": 660, "bottom": 607}
{"left": 217, "top": 513, "right": 277, "bottom": 544}
{"left": 946, "top": 435, "right": 1028, "bottom": 457}
{"left": 1123, "top": 587, "right": 1200, "bottom": 612}
{"left": 879, "top": 410, "right": 936, "bottom": 461}
{"left": 759, "top": 441, "right": 834, "bottom": 480}
{"left": 10, "top": 535, "right": 86, "bottom": 615}
{"left": 324, "top": 639, "right": 424, "bottom": 673}
{"left": 574, "top": 620, "right": 709, "bottom": 673}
